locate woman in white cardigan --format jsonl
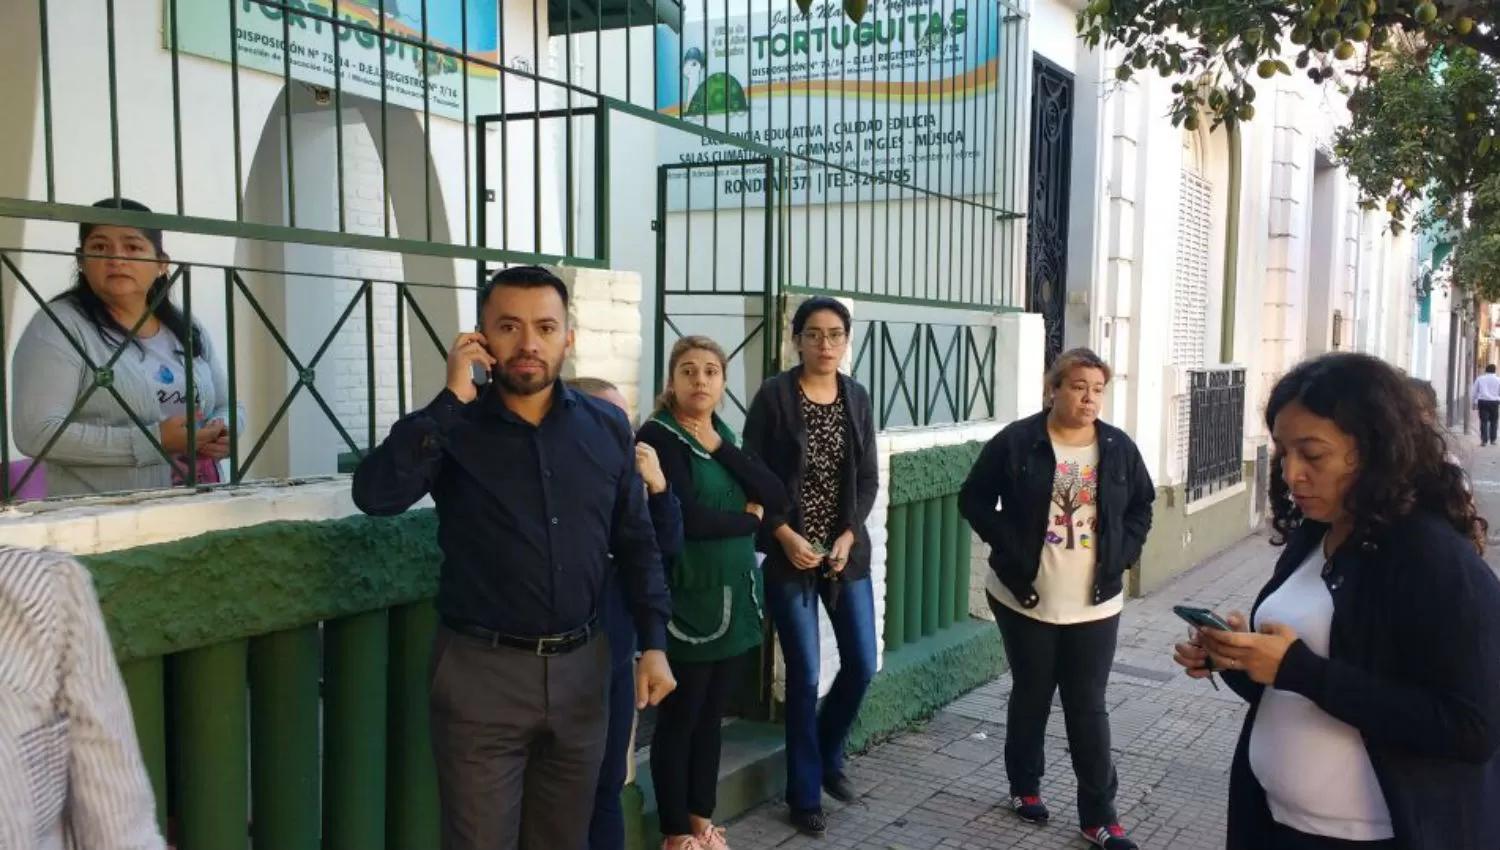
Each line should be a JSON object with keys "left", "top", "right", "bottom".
{"left": 0, "top": 545, "right": 165, "bottom": 849}
{"left": 11, "top": 198, "right": 235, "bottom": 498}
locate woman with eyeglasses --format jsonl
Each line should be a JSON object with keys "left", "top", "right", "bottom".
{"left": 744, "top": 297, "right": 879, "bottom": 838}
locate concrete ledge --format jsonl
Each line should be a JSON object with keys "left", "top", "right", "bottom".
{"left": 624, "top": 619, "right": 1005, "bottom": 847}
{"left": 629, "top": 721, "right": 785, "bottom": 850}
{"left": 847, "top": 618, "right": 1006, "bottom": 753}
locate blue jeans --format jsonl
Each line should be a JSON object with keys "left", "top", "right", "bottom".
{"left": 766, "top": 576, "right": 878, "bottom": 811}
{"left": 589, "top": 586, "right": 637, "bottom": 850}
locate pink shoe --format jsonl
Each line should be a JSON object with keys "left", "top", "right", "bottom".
{"left": 697, "top": 825, "right": 731, "bottom": 850}
{"left": 661, "top": 835, "right": 705, "bottom": 850}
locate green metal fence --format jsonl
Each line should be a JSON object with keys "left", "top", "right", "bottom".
{"left": 851, "top": 318, "right": 996, "bottom": 430}
{"left": 2, "top": 0, "right": 1026, "bottom": 503}
{"left": 0, "top": 246, "right": 452, "bottom": 501}
{"left": 9, "top": 0, "right": 1026, "bottom": 289}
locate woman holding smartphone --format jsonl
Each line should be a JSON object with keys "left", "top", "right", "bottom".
{"left": 743, "top": 297, "right": 879, "bottom": 838}
{"left": 1174, "top": 352, "right": 1500, "bottom": 850}
{"left": 959, "top": 347, "right": 1154, "bottom": 850}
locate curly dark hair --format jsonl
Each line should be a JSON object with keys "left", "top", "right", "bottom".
{"left": 1265, "top": 352, "right": 1485, "bottom": 553}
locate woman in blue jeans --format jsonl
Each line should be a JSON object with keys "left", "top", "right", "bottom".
{"left": 744, "top": 297, "right": 880, "bottom": 837}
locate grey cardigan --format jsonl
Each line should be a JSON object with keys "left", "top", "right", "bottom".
{"left": 11, "top": 298, "right": 232, "bottom": 498}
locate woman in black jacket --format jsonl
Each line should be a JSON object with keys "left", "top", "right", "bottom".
{"left": 959, "top": 348, "right": 1154, "bottom": 850}
{"left": 1175, "top": 352, "right": 1500, "bottom": 850}
{"left": 743, "top": 297, "right": 879, "bottom": 838}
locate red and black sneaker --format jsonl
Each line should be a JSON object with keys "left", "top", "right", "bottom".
{"left": 1009, "top": 795, "right": 1049, "bottom": 824}
{"left": 1081, "top": 825, "right": 1138, "bottom": 850}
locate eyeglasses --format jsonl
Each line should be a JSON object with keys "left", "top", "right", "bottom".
{"left": 799, "top": 330, "right": 847, "bottom": 347}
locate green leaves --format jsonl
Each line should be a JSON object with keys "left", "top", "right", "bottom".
{"left": 1079, "top": 0, "right": 1500, "bottom": 134}
{"left": 1079, "top": 0, "right": 1500, "bottom": 296}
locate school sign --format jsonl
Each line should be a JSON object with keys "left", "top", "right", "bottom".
{"left": 168, "top": 0, "right": 500, "bottom": 124}
{"left": 655, "top": 0, "right": 1002, "bottom": 210}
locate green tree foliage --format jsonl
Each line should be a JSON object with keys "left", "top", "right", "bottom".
{"left": 1078, "top": 0, "right": 1500, "bottom": 298}
{"left": 1331, "top": 46, "right": 1500, "bottom": 298}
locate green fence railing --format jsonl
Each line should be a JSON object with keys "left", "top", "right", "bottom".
{"left": 0, "top": 247, "right": 454, "bottom": 502}
{"left": 882, "top": 441, "right": 982, "bottom": 652}
{"left": 91, "top": 512, "right": 442, "bottom": 850}
{"left": 851, "top": 320, "right": 998, "bottom": 431}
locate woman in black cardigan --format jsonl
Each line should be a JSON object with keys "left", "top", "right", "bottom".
{"left": 1174, "top": 353, "right": 1500, "bottom": 850}
{"left": 743, "top": 297, "right": 880, "bottom": 838}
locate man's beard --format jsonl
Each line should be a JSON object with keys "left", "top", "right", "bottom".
{"left": 494, "top": 356, "right": 559, "bottom": 396}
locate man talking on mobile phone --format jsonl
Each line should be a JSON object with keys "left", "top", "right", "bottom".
{"left": 352, "top": 266, "right": 676, "bottom": 850}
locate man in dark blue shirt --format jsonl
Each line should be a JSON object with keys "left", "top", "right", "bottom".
{"left": 352, "top": 266, "right": 676, "bottom": 850}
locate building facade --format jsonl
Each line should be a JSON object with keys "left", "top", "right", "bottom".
{"left": 1027, "top": 0, "right": 1427, "bottom": 589}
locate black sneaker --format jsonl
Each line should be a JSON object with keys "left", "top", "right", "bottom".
{"left": 790, "top": 807, "right": 827, "bottom": 837}
{"left": 1081, "top": 825, "right": 1138, "bottom": 850}
{"left": 1010, "top": 795, "right": 1049, "bottom": 824}
{"left": 823, "top": 774, "right": 857, "bottom": 803}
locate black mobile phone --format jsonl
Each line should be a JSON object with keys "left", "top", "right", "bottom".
{"left": 1172, "top": 605, "right": 1231, "bottom": 632}
{"left": 471, "top": 325, "right": 489, "bottom": 386}
{"left": 1173, "top": 605, "right": 1227, "bottom": 690}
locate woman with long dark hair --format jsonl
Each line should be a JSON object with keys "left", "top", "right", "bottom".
{"left": 744, "top": 297, "right": 879, "bottom": 838}
{"left": 1175, "top": 352, "right": 1500, "bottom": 850}
{"left": 11, "top": 198, "right": 234, "bottom": 497}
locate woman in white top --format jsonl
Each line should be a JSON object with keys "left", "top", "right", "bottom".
{"left": 1174, "top": 352, "right": 1500, "bottom": 850}
{"left": 960, "top": 348, "right": 1156, "bottom": 850}
{"left": 0, "top": 545, "right": 165, "bottom": 849}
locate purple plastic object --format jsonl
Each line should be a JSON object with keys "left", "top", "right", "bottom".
{"left": 8, "top": 459, "right": 46, "bottom": 500}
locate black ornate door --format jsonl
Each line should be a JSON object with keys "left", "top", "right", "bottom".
{"left": 1027, "top": 56, "right": 1074, "bottom": 369}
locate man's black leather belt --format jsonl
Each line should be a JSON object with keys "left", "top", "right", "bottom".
{"left": 442, "top": 616, "right": 599, "bottom": 657}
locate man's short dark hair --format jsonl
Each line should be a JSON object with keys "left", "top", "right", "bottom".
{"left": 1487, "top": 363, "right": 1496, "bottom": 374}
{"left": 480, "top": 265, "right": 570, "bottom": 311}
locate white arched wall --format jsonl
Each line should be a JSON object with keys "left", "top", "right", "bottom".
{"left": 232, "top": 87, "right": 464, "bottom": 481}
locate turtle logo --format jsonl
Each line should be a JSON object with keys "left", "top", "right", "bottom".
{"left": 681, "top": 47, "right": 749, "bottom": 117}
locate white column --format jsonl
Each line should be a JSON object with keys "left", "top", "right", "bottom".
{"left": 558, "top": 266, "right": 647, "bottom": 418}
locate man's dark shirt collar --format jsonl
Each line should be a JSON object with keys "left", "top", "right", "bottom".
{"left": 474, "top": 378, "right": 579, "bottom": 424}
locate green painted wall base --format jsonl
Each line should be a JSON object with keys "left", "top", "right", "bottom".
{"left": 847, "top": 617, "right": 1005, "bottom": 753}
{"left": 1131, "top": 462, "right": 1257, "bottom": 597}
{"left": 623, "top": 618, "right": 1005, "bottom": 846}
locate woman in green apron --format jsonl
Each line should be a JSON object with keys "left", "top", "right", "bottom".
{"left": 637, "top": 335, "right": 786, "bottom": 850}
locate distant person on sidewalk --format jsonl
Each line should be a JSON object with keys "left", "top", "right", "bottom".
{"left": 352, "top": 267, "right": 677, "bottom": 850}
{"left": 1174, "top": 352, "right": 1500, "bottom": 850}
{"left": 1409, "top": 377, "right": 1465, "bottom": 474}
{"left": 1472, "top": 363, "right": 1500, "bottom": 445}
{"left": 0, "top": 546, "right": 166, "bottom": 849}
{"left": 744, "top": 298, "right": 879, "bottom": 838}
{"left": 569, "top": 378, "right": 685, "bottom": 850}
{"left": 959, "top": 348, "right": 1155, "bottom": 850}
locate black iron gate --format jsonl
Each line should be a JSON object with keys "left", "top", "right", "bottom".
{"left": 1026, "top": 55, "right": 1075, "bottom": 369}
